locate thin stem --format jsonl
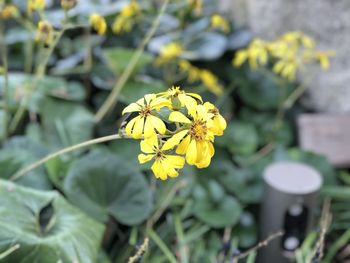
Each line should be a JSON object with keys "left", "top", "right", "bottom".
{"left": 94, "top": 0, "right": 170, "bottom": 123}
{"left": 174, "top": 212, "right": 189, "bottom": 263}
{"left": 10, "top": 134, "right": 124, "bottom": 181}
{"left": 0, "top": 244, "right": 20, "bottom": 260}
{"left": 0, "top": 19, "right": 9, "bottom": 139}
{"left": 127, "top": 238, "right": 149, "bottom": 263}
{"left": 146, "top": 228, "right": 177, "bottom": 263}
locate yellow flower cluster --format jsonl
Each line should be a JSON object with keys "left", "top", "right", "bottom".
{"left": 156, "top": 43, "right": 224, "bottom": 96}
{"left": 0, "top": 4, "right": 18, "bottom": 19}
{"left": 179, "top": 60, "right": 224, "bottom": 96}
{"left": 35, "top": 20, "right": 54, "bottom": 47}
{"left": 121, "top": 87, "right": 226, "bottom": 180}
{"left": 61, "top": 0, "right": 78, "bottom": 11}
{"left": 112, "top": 1, "right": 140, "bottom": 34}
{"left": 89, "top": 14, "right": 107, "bottom": 35}
{"left": 210, "top": 14, "right": 230, "bottom": 33}
{"left": 233, "top": 32, "right": 334, "bottom": 81}
{"left": 28, "top": 0, "right": 45, "bottom": 14}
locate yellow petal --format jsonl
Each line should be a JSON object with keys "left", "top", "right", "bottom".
{"left": 125, "top": 116, "right": 139, "bottom": 136}
{"left": 217, "top": 115, "right": 227, "bottom": 131}
{"left": 187, "top": 92, "right": 203, "bottom": 102}
{"left": 140, "top": 135, "right": 158, "bottom": 153}
{"left": 169, "top": 111, "right": 191, "bottom": 124}
{"left": 162, "top": 130, "right": 188, "bottom": 151}
{"left": 176, "top": 135, "right": 191, "bottom": 154}
{"left": 151, "top": 161, "right": 167, "bottom": 180}
{"left": 132, "top": 117, "right": 144, "bottom": 138}
{"left": 144, "top": 94, "right": 156, "bottom": 104}
{"left": 138, "top": 154, "right": 154, "bottom": 164}
{"left": 166, "top": 155, "right": 185, "bottom": 169}
{"left": 122, "top": 103, "right": 141, "bottom": 115}
{"left": 149, "top": 97, "right": 171, "bottom": 110}
{"left": 149, "top": 115, "right": 166, "bottom": 135}
{"left": 144, "top": 117, "right": 155, "bottom": 138}
{"left": 186, "top": 139, "right": 197, "bottom": 165}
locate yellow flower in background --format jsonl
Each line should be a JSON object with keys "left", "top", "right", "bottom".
{"left": 156, "top": 42, "right": 183, "bottom": 65}
{"left": 210, "top": 14, "right": 230, "bottom": 33}
{"left": 0, "top": 4, "right": 19, "bottom": 19}
{"left": 122, "top": 94, "right": 171, "bottom": 139}
{"left": 188, "top": 0, "right": 202, "bottom": 15}
{"left": 138, "top": 135, "right": 185, "bottom": 180}
{"left": 112, "top": 1, "right": 140, "bottom": 34}
{"left": 28, "top": 0, "right": 45, "bottom": 14}
{"left": 36, "top": 20, "right": 54, "bottom": 47}
{"left": 233, "top": 39, "right": 268, "bottom": 69}
{"left": 199, "top": 70, "right": 224, "bottom": 96}
{"left": 90, "top": 14, "right": 107, "bottom": 35}
{"left": 61, "top": 0, "right": 78, "bottom": 11}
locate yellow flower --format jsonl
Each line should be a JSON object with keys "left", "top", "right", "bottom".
{"left": 90, "top": 14, "right": 107, "bottom": 35}
{"left": 138, "top": 135, "right": 185, "bottom": 180}
{"left": 162, "top": 104, "right": 216, "bottom": 168}
{"left": 199, "top": 70, "right": 224, "bottom": 96}
{"left": 28, "top": 0, "right": 45, "bottom": 14}
{"left": 0, "top": 5, "right": 19, "bottom": 19}
{"left": 61, "top": 0, "right": 77, "bottom": 10}
{"left": 122, "top": 94, "right": 171, "bottom": 139}
{"left": 188, "top": 0, "right": 202, "bottom": 15}
{"left": 112, "top": 1, "right": 140, "bottom": 34}
{"left": 156, "top": 42, "right": 183, "bottom": 65}
{"left": 233, "top": 39, "right": 268, "bottom": 69}
{"left": 210, "top": 14, "right": 230, "bottom": 33}
{"left": 158, "top": 86, "right": 202, "bottom": 113}
{"left": 203, "top": 102, "right": 227, "bottom": 136}
{"left": 36, "top": 20, "right": 54, "bottom": 47}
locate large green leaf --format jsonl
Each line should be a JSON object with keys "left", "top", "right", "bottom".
{"left": 216, "top": 122, "right": 258, "bottom": 156}
{"left": 102, "top": 47, "right": 153, "bottom": 75}
{"left": 0, "top": 136, "right": 52, "bottom": 190}
{"left": 0, "top": 73, "right": 86, "bottom": 112}
{"left": 39, "top": 98, "right": 94, "bottom": 149}
{"left": 0, "top": 179, "right": 104, "bottom": 263}
{"left": 63, "top": 150, "right": 153, "bottom": 225}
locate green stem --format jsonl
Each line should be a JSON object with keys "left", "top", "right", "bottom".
{"left": 0, "top": 20, "right": 9, "bottom": 140}
{"left": 146, "top": 228, "right": 177, "bottom": 263}
{"left": 9, "top": 28, "right": 66, "bottom": 133}
{"left": 0, "top": 244, "right": 20, "bottom": 260}
{"left": 323, "top": 229, "right": 350, "bottom": 263}
{"left": 174, "top": 212, "right": 188, "bottom": 263}
{"left": 10, "top": 134, "right": 124, "bottom": 181}
{"left": 94, "top": 0, "right": 170, "bottom": 123}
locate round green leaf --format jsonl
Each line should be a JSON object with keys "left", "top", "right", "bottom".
{"left": 63, "top": 150, "right": 153, "bottom": 225}
{"left": 193, "top": 195, "right": 242, "bottom": 228}
{"left": 0, "top": 179, "right": 104, "bottom": 263}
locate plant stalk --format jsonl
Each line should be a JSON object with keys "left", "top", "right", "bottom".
{"left": 94, "top": 0, "right": 170, "bottom": 123}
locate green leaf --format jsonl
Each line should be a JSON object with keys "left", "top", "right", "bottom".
{"left": 322, "top": 186, "right": 350, "bottom": 200}
{"left": 0, "top": 179, "right": 104, "bottom": 263}
{"left": 193, "top": 193, "right": 242, "bottom": 228}
{"left": 63, "top": 150, "right": 153, "bottom": 225}
{"left": 235, "top": 212, "right": 257, "bottom": 248}
{"left": 237, "top": 69, "right": 294, "bottom": 110}
{"left": 39, "top": 98, "right": 94, "bottom": 149}
{"left": 0, "top": 73, "right": 86, "bottom": 112}
{"left": 216, "top": 122, "right": 258, "bottom": 156}
{"left": 102, "top": 47, "right": 153, "bottom": 75}
{"left": 0, "top": 136, "right": 52, "bottom": 190}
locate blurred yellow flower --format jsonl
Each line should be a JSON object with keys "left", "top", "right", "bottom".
{"left": 36, "top": 20, "right": 54, "bottom": 47}
{"left": 122, "top": 94, "right": 171, "bottom": 139}
{"left": 156, "top": 42, "right": 183, "bottom": 65}
{"left": 112, "top": 1, "right": 140, "bottom": 34}
{"left": 233, "top": 39, "right": 268, "bottom": 69}
{"left": 138, "top": 135, "right": 185, "bottom": 180}
{"left": 188, "top": 0, "right": 202, "bottom": 15}
{"left": 28, "top": 0, "right": 45, "bottom": 14}
{"left": 199, "top": 70, "right": 224, "bottom": 96}
{"left": 61, "top": 0, "right": 77, "bottom": 11}
{"left": 0, "top": 5, "right": 19, "bottom": 19}
{"left": 210, "top": 14, "right": 230, "bottom": 33}
{"left": 90, "top": 14, "right": 107, "bottom": 35}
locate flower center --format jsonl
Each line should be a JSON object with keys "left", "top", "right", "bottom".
{"left": 190, "top": 120, "right": 208, "bottom": 141}
{"left": 139, "top": 106, "right": 152, "bottom": 117}
{"left": 155, "top": 149, "right": 165, "bottom": 160}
